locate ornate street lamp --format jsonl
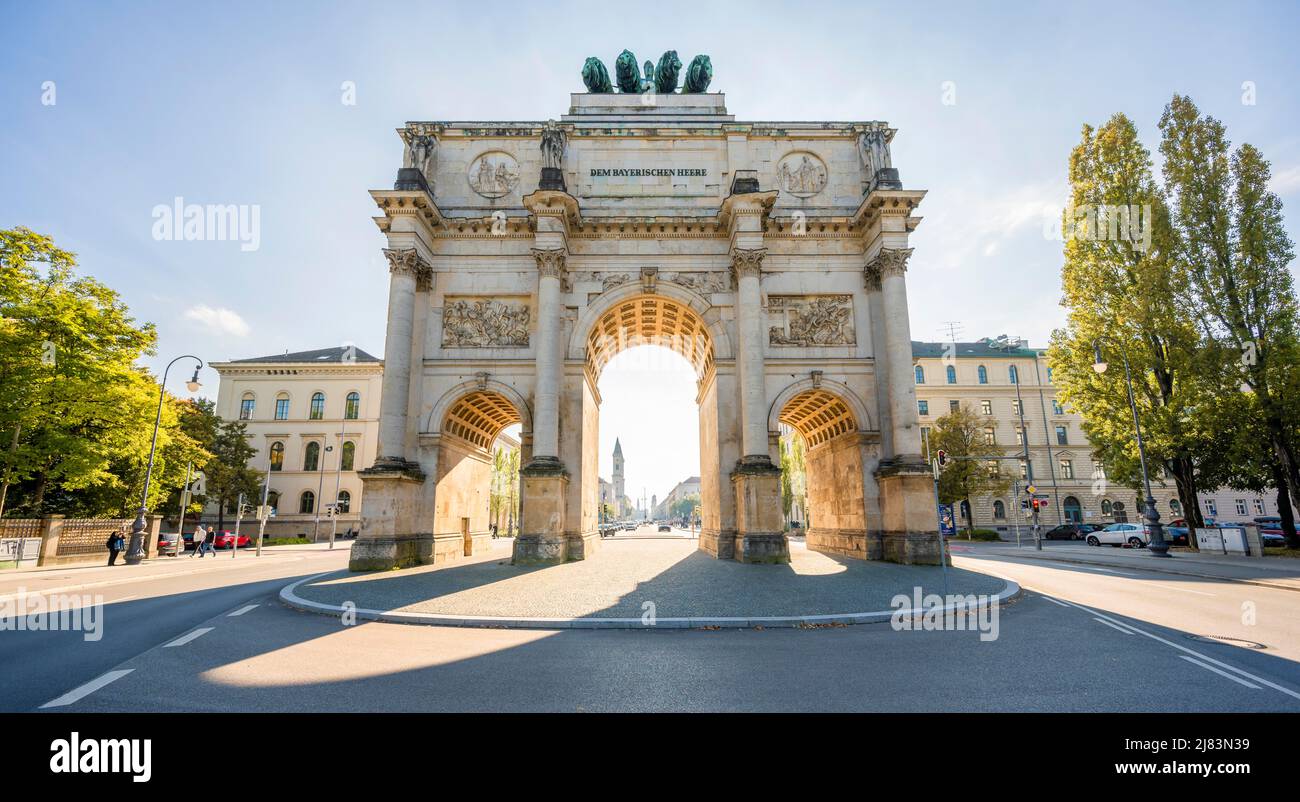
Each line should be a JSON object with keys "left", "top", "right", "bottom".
{"left": 1092, "top": 339, "right": 1169, "bottom": 557}
{"left": 127, "top": 356, "right": 203, "bottom": 565}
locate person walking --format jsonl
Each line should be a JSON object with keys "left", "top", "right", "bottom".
{"left": 190, "top": 523, "right": 209, "bottom": 557}
{"left": 105, "top": 526, "right": 126, "bottom": 566}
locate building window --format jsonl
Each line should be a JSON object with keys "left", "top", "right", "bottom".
{"left": 304, "top": 441, "right": 320, "bottom": 472}
{"left": 1019, "top": 460, "right": 1029, "bottom": 480}
{"left": 337, "top": 490, "right": 351, "bottom": 514}
{"left": 310, "top": 392, "right": 325, "bottom": 420}
{"left": 980, "top": 399, "right": 992, "bottom": 416}
{"left": 946, "top": 365, "right": 957, "bottom": 384}
{"left": 266, "top": 491, "right": 280, "bottom": 513}
{"left": 341, "top": 441, "right": 356, "bottom": 471}
{"left": 345, "top": 392, "right": 360, "bottom": 420}
{"left": 1046, "top": 367, "right": 1054, "bottom": 383}
{"left": 1112, "top": 501, "right": 1128, "bottom": 523}
{"left": 1012, "top": 399, "right": 1022, "bottom": 416}
{"left": 986, "top": 460, "right": 999, "bottom": 477}
{"left": 1170, "top": 499, "right": 1181, "bottom": 515}
{"left": 915, "top": 366, "right": 925, "bottom": 384}
{"left": 1092, "top": 461, "right": 1106, "bottom": 479}
{"left": 1204, "top": 499, "right": 1217, "bottom": 517}
{"left": 1009, "top": 365, "right": 1019, "bottom": 384}
{"left": 977, "top": 365, "right": 988, "bottom": 384}
{"left": 1235, "top": 498, "right": 1247, "bottom": 516}
{"left": 269, "top": 442, "right": 284, "bottom": 472}
{"left": 1015, "top": 427, "right": 1025, "bottom": 446}
{"left": 299, "top": 491, "right": 315, "bottom": 514}
{"left": 918, "top": 399, "right": 929, "bottom": 416}
{"left": 949, "top": 400, "right": 960, "bottom": 413}
{"left": 1059, "top": 459, "right": 1074, "bottom": 479}
{"left": 1052, "top": 399, "right": 1064, "bottom": 415}
{"left": 993, "top": 500, "right": 1006, "bottom": 519}
{"left": 275, "top": 393, "right": 290, "bottom": 420}
{"left": 1055, "top": 425, "right": 1068, "bottom": 445}
{"left": 984, "top": 426, "right": 996, "bottom": 445}
{"left": 1101, "top": 499, "right": 1113, "bottom": 516}
{"left": 1253, "top": 498, "right": 1265, "bottom": 515}
{"left": 239, "top": 393, "right": 255, "bottom": 420}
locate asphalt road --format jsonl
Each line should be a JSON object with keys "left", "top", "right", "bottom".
{"left": 12, "top": 541, "right": 1297, "bottom": 713}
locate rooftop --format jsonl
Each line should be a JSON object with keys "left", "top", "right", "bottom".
{"left": 228, "top": 346, "right": 381, "bottom": 365}
{"left": 912, "top": 337, "right": 1043, "bottom": 359}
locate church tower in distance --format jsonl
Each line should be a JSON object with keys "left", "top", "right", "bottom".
{"left": 612, "top": 438, "right": 625, "bottom": 518}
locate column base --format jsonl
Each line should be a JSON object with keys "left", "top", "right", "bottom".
{"left": 350, "top": 533, "right": 434, "bottom": 571}
{"left": 698, "top": 528, "right": 736, "bottom": 560}
{"left": 512, "top": 461, "right": 573, "bottom": 565}
{"left": 806, "top": 528, "right": 878, "bottom": 560}
{"left": 874, "top": 460, "right": 945, "bottom": 566}
{"left": 351, "top": 463, "right": 428, "bottom": 571}
{"left": 731, "top": 457, "right": 789, "bottom": 564}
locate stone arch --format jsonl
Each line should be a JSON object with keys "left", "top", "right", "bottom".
{"left": 424, "top": 379, "right": 533, "bottom": 440}
{"left": 772, "top": 380, "right": 874, "bottom": 560}
{"left": 568, "top": 281, "right": 733, "bottom": 370}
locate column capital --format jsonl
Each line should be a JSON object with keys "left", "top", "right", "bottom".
{"left": 863, "top": 262, "right": 882, "bottom": 292}
{"left": 867, "top": 247, "right": 914, "bottom": 280}
{"left": 729, "top": 247, "right": 768, "bottom": 283}
{"left": 531, "top": 247, "right": 567, "bottom": 278}
{"left": 384, "top": 247, "right": 431, "bottom": 278}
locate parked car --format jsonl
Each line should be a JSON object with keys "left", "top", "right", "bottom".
{"left": 211, "top": 530, "right": 252, "bottom": 549}
{"left": 623, "top": 523, "right": 636, "bottom": 531}
{"left": 157, "top": 533, "right": 182, "bottom": 555}
{"left": 1043, "top": 523, "right": 1101, "bottom": 541}
{"left": 1085, "top": 523, "right": 1151, "bottom": 548}
{"left": 657, "top": 523, "right": 671, "bottom": 532}
{"left": 1249, "top": 518, "right": 1287, "bottom": 547}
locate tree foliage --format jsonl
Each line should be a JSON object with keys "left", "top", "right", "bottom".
{"left": 931, "top": 404, "right": 1010, "bottom": 533}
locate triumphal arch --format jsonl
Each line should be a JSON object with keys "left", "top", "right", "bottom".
{"left": 351, "top": 52, "right": 940, "bottom": 571}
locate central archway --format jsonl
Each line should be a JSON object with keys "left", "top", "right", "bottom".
{"left": 563, "top": 283, "right": 737, "bottom": 559}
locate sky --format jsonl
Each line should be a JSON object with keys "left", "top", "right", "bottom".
{"left": 3, "top": 1, "right": 1300, "bottom": 501}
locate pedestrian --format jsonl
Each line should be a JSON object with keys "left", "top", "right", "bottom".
{"left": 190, "top": 523, "right": 208, "bottom": 557}
{"left": 105, "top": 527, "right": 126, "bottom": 566}
{"left": 198, "top": 524, "right": 217, "bottom": 557}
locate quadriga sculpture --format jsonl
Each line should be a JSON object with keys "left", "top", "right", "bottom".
{"left": 582, "top": 57, "right": 613, "bottom": 93}
{"left": 682, "top": 55, "right": 712, "bottom": 93}
{"left": 614, "top": 50, "right": 642, "bottom": 93}
{"left": 655, "top": 50, "right": 682, "bottom": 93}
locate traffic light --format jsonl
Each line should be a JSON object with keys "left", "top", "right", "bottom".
{"left": 936, "top": 449, "right": 947, "bottom": 467}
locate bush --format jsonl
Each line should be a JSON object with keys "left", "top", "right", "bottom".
{"left": 262, "top": 537, "right": 311, "bottom": 547}
{"left": 965, "top": 529, "right": 1002, "bottom": 541}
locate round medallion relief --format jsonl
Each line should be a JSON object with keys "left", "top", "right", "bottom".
{"left": 777, "top": 151, "right": 828, "bottom": 197}
{"left": 467, "top": 151, "right": 521, "bottom": 198}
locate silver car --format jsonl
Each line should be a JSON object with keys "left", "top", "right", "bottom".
{"left": 1085, "top": 523, "right": 1150, "bottom": 549}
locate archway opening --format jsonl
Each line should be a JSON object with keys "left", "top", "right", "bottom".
{"left": 434, "top": 389, "right": 524, "bottom": 559}
{"left": 581, "top": 294, "right": 717, "bottom": 547}
{"left": 777, "top": 387, "right": 869, "bottom": 559}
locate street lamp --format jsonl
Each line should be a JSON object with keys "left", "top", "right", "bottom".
{"left": 1092, "top": 339, "right": 1169, "bottom": 557}
{"left": 127, "top": 355, "right": 203, "bottom": 565}
{"left": 312, "top": 442, "right": 334, "bottom": 542}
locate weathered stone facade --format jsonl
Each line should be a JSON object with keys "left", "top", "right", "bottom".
{"left": 352, "top": 90, "right": 940, "bottom": 571}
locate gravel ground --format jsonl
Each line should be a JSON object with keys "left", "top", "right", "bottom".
{"left": 291, "top": 538, "right": 1007, "bottom": 618}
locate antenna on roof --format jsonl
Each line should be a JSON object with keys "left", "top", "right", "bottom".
{"left": 939, "top": 321, "right": 963, "bottom": 343}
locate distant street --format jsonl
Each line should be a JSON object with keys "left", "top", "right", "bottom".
{"left": 7, "top": 535, "right": 1297, "bottom": 713}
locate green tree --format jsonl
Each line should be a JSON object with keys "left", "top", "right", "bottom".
{"left": 0, "top": 227, "right": 203, "bottom": 518}
{"left": 1046, "top": 114, "right": 1213, "bottom": 529}
{"left": 779, "top": 428, "right": 806, "bottom": 527}
{"left": 201, "top": 409, "right": 261, "bottom": 530}
{"left": 931, "top": 404, "right": 1010, "bottom": 535}
{"left": 1158, "top": 95, "right": 1300, "bottom": 547}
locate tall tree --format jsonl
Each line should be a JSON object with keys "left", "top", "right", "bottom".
{"left": 1047, "top": 114, "right": 1212, "bottom": 529}
{"left": 201, "top": 411, "right": 261, "bottom": 530}
{"left": 931, "top": 404, "right": 1011, "bottom": 535}
{"left": 1158, "top": 95, "right": 1300, "bottom": 547}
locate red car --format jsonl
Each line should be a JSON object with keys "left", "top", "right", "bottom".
{"left": 211, "top": 530, "right": 252, "bottom": 549}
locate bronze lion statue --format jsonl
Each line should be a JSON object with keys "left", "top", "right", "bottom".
{"left": 683, "top": 55, "right": 712, "bottom": 93}
{"left": 655, "top": 50, "right": 682, "bottom": 93}
{"left": 614, "top": 49, "right": 643, "bottom": 93}
{"left": 582, "top": 57, "right": 612, "bottom": 93}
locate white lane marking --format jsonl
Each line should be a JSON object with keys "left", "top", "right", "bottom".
{"left": 1160, "top": 585, "right": 1217, "bottom": 597}
{"left": 163, "top": 627, "right": 213, "bottom": 648}
{"left": 39, "top": 669, "right": 134, "bottom": 709}
{"left": 1044, "top": 597, "right": 1071, "bottom": 607}
{"left": 1054, "top": 598, "right": 1300, "bottom": 702}
{"left": 1180, "top": 655, "right": 1260, "bottom": 689}
{"left": 1069, "top": 564, "right": 1135, "bottom": 576}
{"left": 228, "top": 604, "right": 258, "bottom": 617}
{"left": 1093, "top": 616, "right": 1136, "bottom": 635}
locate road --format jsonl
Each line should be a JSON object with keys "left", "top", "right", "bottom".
{"left": 8, "top": 539, "right": 1299, "bottom": 712}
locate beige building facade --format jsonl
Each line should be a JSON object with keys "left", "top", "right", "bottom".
{"left": 352, "top": 80, "right": 940, "bottom": 571}
{"left": 208, "top": 348, "right": 384, "bottom": 538}
{"left": 912, "top": 337, "right": 1181, "bottom": 532}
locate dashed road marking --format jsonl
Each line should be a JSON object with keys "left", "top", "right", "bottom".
{"left": 1180, "top": 655, "right": 1260, "bottom": 689}
{"left": 1160, "top": 585, "right": 1217, "bottom": 597}
{"left": 1093, "top": 616, "right": 1136, "bottom": 635}
{"left": 228, "top": 604, "right": 258, "bottom": 617}
{"left": 39, "top": 669, "right": 134, "bottom": 709}
{"left": 164, "top": 627, "right": 213, "bottom": 648}
{"left": 1043, "top": 597, "right": 1071, "bottom": 607}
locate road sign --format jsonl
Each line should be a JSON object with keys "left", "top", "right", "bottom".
{"left": 1026, "top": 484, "right": 1037, "bottom": 495}
{"left": 938, "top": 504, "right": 956, "bottom": 536}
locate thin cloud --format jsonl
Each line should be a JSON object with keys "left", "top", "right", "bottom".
{"left": 183, "top": 304, "right": 250, "bottom": 337}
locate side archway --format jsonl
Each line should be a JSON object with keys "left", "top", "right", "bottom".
{"left": 772, "top": 380, "right": 876, "bottom": 560}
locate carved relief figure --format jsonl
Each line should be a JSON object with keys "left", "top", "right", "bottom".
{"left": 661, "top": 271, "right": 730, "bottom": 294}
{"left": 540, "top": 121, "right": 566, "bottom": 170}
{"left": 858, "top": 127, "right": 893, "bottom": 180}
{"left": 442, "top": 299, "right": 531, "bottom": 347}
{"left": 468, "top": 152, "right": 520, "bottom": 198}
{"left": 777, "top": 153, "right": 827, "bottom": 197}
{"left": 402, "top": 130, "right": 437, "bottom": 183}
{"left": 768, "top": 296, "right": 855, "bottom": 346}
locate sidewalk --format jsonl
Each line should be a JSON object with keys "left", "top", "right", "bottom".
{"left": 0, "top": 541, "right": 353, "bottom": 599}
{"left": 954, "top": 540, "right": 1300, "bottom": 593}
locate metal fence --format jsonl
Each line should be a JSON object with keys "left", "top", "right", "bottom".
{"left": 53, "top": 518, "right": 132, "bottom": 557}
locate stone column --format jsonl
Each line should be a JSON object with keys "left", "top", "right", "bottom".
{"left": 513, "top": 247, "right": 570, "bottom": 565}
{"left": 374, "top": 247, "right": 428, "bottom": 470}
{"left": 869, "top": 246, "right": 943, "bottom": 565}
{"left": 529, "top": 247, "right": 566, "bottom": 464}
{"left": 728, "top": 248, "right": 788, "bottom": 564}
{"left": 874, "top": 247, "right": 922, "bottom": 461}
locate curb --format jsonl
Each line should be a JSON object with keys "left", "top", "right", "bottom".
{"left": 278, "top": 571, "right": 1022, "bottom": 630}
{"left": 975, "top": 549, "right": 1300, "bottom": 594}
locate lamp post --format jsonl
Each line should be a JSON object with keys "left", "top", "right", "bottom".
{"left": 312, "top": 442, "right": 334, "bottom": 542}
{"left": 1092, "top": 339, "right": 1169, "bottom": 557}
{"left": 127, "top": 355, "right": 203, "bottom": 565}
